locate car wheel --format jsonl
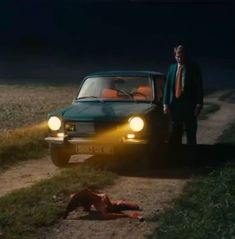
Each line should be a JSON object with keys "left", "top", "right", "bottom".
{"left": 50, "top": 144, "right": 70, "bottom": 167}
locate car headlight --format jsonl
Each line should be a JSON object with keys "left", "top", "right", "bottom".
{"left": 48, "top": 116, "right": 62, "bottom": 131}
{"left": 129, "top": 116, "right": 144, "bottom": 132}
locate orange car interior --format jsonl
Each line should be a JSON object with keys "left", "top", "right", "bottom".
{"left": 134, "top": 86, "right": 152, "bottom": 100}
{"left": 101, "top": 86, "right": 152, "bottom": 100}
{"left": 101, "top": 88, "right": 118, "bottom": 98}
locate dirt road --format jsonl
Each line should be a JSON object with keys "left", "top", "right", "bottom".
{"left": 0, "top": 90, "right": 235, "bottom": 239}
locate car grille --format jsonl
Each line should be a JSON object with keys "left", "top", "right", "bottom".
{"left": 65, "top": 121, "right": 121, "bottom": 137}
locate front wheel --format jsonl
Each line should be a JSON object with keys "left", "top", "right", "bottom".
{"left": 50, "top": 144, "right": 71, "bottom": 167}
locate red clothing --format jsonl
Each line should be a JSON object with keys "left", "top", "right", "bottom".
{"left": 64, "top": 188, "right": 143, "bottom": 220}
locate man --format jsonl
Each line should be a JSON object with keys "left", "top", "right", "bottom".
{"left": 163, "top": 45, "right": 203, "bottom": 146}
{"left": 64, "top": 188, "right": 144, "bottom": 221}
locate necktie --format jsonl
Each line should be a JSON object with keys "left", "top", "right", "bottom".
{"left": 175, "top": 65, "right": 183, "bottom": 98}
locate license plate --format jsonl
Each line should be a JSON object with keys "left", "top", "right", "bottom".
{"left": 76, "top": 145, "right": 114, "bottom": 154}
{"left": 76, "top": 122, "right": 95, "bottom": 135}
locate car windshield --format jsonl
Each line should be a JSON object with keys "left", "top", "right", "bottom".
{"left": 77, "top": 76, "right": 153, "bottom": 101}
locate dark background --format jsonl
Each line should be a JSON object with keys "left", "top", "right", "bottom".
{"left": 0, "top": 0, "right": 234, "bottom": 88}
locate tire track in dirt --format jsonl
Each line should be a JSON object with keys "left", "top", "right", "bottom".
{"left": 197, "top": 91, "right": 235, "bottom": 144}
{"left": 0, "top": 157, "right": 60, "bottom": 197}
{"left": 0, "top": 155, "right": 90, "bottom": 198}
{"left": 42, "top": 90, "right": 235, "bottom": 239}
{"left": 0, "top": 90, "right": 235, "bottom": 239}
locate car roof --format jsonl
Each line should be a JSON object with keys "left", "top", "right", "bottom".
{"left": 85, "top": 70, "right": 165, "bottom": 78}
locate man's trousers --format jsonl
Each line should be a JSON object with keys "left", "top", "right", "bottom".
{"left": 169, "top": 96, "right": 197, "bottom": 146}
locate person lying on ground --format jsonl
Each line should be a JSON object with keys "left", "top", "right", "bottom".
{"left": 63, "top": 188, "right": 144, "bottom": 221}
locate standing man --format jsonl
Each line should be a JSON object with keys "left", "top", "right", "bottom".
{"left": 163, "top": 45, "right": 203, "bottom": 146}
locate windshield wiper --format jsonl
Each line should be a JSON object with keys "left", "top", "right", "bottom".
{"left": 77, "top": 96, "right": 100, "bottom": 100}
{"left": 117, "top": 89, "right": 132, "bottom": 99}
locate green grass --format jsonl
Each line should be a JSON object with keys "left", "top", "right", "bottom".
{"left": 0, "top": 121, "right": 117, "bottom": 239}
{"left": 0, "top": 166, "right": 116, "bottom": 239}
{"left": 149, "top": 120, "right": 235, "bottom": 239}
{"left": 0, "top": 123, "right": 48, "bottom": 170}
{"left": 149, "top": 167, "right": 235, "bottom": 239}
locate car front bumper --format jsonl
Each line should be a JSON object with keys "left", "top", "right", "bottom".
{"left": 45, "top": 136, "right": 148, "bottom": 144}
{"left": 45, "top": 136, "right": 148, "bottom": 155}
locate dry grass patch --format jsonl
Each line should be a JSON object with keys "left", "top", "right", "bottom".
{"left": 0, "top": 83, "right": 79, "bottom": 169}
{"left": 0, "top": 123, "right": 48, "bottom": 170}
{"left": 0, "top": 166, "right": 116, "bottom": 239}
{"left": 0, "top": 84, "right": 78, "bottom": 131}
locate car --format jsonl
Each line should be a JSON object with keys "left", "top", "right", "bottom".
{"left": 45, "top": 71, "right": 169, "bottom": 167}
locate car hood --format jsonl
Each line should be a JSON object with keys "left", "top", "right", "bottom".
{"left": 52, "top": 101, "right": 155, "bottom": 121}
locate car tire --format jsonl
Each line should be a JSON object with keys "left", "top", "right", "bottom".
{"left": 50, "top": 144, "right": 70, "bottom": 167}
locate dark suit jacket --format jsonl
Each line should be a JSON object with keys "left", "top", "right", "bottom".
{"left": 163, "top": 62, "right": 203, "bottom": 108}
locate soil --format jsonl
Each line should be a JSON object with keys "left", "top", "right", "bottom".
{"left": 0, "top": 84, "right": 78, "bottom": 132}
{"left": 0, "top": 156, "right": 60, "bottom": 197}
{"left": 0, "top": 86, "right": 235, "bottom": 239}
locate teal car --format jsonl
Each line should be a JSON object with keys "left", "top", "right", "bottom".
{"left": 45, "top": 71, "right": 168, "bottom": 167}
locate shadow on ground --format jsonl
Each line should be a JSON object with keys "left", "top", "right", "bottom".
{"left": 68, "top": 143, "right": 235, "bottom": 179}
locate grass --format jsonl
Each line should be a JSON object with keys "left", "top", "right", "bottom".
{"left": 149, "top": 167, "right": 235, "bottom": 239}
{"left": 0, "top": 110, "right": 117, "bottom": 238}
{"left": 0, "top": 123, "right": 48, "bottom": 170}
{"left": 0, "top": 84, "right": 232, "bottom": 238}
{"left": 0, "top": 84, "right": 79, "bottom": 169}
{"left": 0, "top": 166, "right": 116, "bottom": 239}
{"left": 149, "top": 119, "right": 235, "bottom": 239}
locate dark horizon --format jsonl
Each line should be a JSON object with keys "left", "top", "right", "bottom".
{"left": 0, "top": 0, "right": 234, "bottom": 87}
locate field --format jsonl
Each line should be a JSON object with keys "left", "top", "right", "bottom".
{"left": 0, "top": 84, "right": 79, "bottom": 132}
{"left": 0, "top": 84, "right": 117, "bottom": 239}
{"left": 0, "top": 84, "right": 79, "bottom": 169}
{"left": 0, "top": 85, "right": 235, "bottom": 239}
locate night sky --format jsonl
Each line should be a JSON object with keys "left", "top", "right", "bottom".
{"left": 0, "top": 0, "right": 234, "bottom": 87}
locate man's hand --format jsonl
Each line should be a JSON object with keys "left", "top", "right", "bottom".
{"left": 163, "top": 105, "right": 170, "bottom": 115}
{"left": 194, "top": 105, "right": 202, "bottom": 117}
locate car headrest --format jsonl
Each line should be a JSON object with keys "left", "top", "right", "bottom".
{"left": 135, "top": 86, "right": 152, "bottom": 100}
{"left": 101, "top": 88, "right": 118, "bottom": 98}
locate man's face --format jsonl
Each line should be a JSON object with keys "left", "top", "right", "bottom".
{"left": 175, "top": 51, "right": 185, "bottom": 65}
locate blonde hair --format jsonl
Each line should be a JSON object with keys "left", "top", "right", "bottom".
{"left": 174, "top": 45, "right": 184, "bottom": 54}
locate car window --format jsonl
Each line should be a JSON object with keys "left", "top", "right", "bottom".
{"left": 77, "top": 76, "right": 153, "bottom": 101}
{"left": 78, "top": 77, "right": 102, "bottom": 98}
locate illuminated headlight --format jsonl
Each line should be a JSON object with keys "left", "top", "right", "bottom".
{"left": 48, "top": 116, "right": 62, "bottom": 131}
{"left": 129, "top": 117, "right": 144, "bottom": 132}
